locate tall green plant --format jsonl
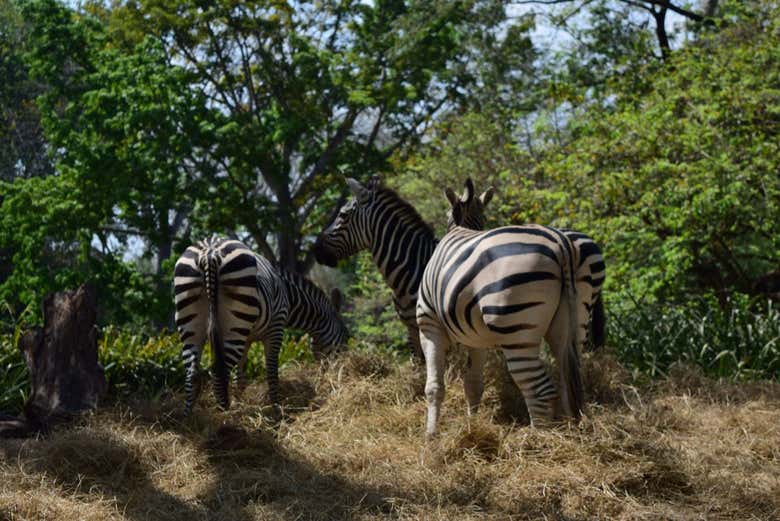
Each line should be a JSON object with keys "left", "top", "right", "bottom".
{"left": 609, "top": 295, "right": 780, "bottom": 380}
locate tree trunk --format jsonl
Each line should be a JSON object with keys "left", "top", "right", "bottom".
{"left": 654, "top": 7, "right": 670, "bottom": 59}
{"left": 0, "top": 284, "right": 106, "bottom": 438}
{"left": 156, "top": 213, "right": 174, "bottom": 329}
{"left": 276, "top": 187, "right": 301, "bottom": 272}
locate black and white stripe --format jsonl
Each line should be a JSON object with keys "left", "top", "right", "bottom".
{"left": 278, "top": 268, "right": 347, "bottom": 354}
{"left": 417, "top": 180, "right": 584, "bottom": 435}
{"left": 313, "top": 176, "right": 438, "bottom": 360}
{"left": 174, "top": 237, "right": 285, "bottom": 414}
{"left": 174, "top": 237, "right": 348, "bottom": 414}
{"left": 233, "top": 267, "right": 349, "bottom": 395}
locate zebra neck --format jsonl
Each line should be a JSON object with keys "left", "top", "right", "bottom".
{"left": 368, "top": 216, "right": 437, "bottom": 307}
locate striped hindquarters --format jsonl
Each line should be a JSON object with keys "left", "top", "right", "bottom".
{"left": 419, "top": 224, "right": 572, "bottom": 348}
{"left": 174, "top": 237, "right": 275, "bottom": 409}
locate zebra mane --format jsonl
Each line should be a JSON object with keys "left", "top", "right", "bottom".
{"left": 375, "top": 186, "right": 436, "bottom": 241}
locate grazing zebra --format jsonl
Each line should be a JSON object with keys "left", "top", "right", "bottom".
{"left": 234, "top": 268, "right": 347, "bottom": 393}
{"left": 417, "top": 179, "right": 583, "bottom": 435}
{"left": 313, "top": 175, "right": 493, "bottom": 361}
{"left": 173, "top": 237, "right": 347, "bottom": 414}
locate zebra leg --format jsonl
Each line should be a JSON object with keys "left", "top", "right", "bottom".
{"left": 463, "top": 347, "right": 487, "bottom": 415}
{"left": 407, "top": 324, "right": 425, "bottom": 364}
{"left": 262, "top": 324, "right": 285, "bottom": 407}
{"left": 419, "top": 322, "right": 450, "bottom": 438}
{"left": 181, "top": 332, "right": 206, "bottom": 416}
{"left": 545, "top": 301, "right": 582, "bottom": 420}
{"left": 234, "top": 340, "right": 251, "bottom": 398}
{"left": 501, "top": 344, "right": 557, "bottom": 427}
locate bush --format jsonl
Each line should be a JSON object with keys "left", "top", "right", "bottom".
{"left": 0, "top": 304, "right": 33, "bottom": 414}
{"left": 609, "top": 294, "right": 780, "bottom": 381}
{"left": 100, "top": 325, "right": 323, "bottom": 400}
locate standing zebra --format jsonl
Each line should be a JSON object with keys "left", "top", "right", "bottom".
{"left": 417, "top": 180, "right": 584, "bottom": 435}
{"left": 173, "top": 237, "right": 347, "bottom": 415}
{"left": 312, "top": 176, "right": 607, "bottom": 353}
{"left": 313, "top": 176, "right": 446, "bottom": 361}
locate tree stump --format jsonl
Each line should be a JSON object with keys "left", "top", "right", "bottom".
{"left": 0, "top": 284, "right": 106, "bottom": 437}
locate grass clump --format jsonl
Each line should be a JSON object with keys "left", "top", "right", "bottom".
{"left": 610, "top": 294, "right": 780, "bottom": 381}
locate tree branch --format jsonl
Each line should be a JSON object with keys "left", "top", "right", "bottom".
{"left": 381, "top": 95, "right": 451, "bottom": 160}
{"left": 293, "top": 109, "right": 360, "bottom": 200}
{"left": 510, "top": 0, "right": 705, "bottom": 22}
{"left": 244, "top": 220, "right": 276, "bottom": 262}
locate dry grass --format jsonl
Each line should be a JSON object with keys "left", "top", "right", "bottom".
{"left": 1, "top": 349, "right": 779, "bottom": 521}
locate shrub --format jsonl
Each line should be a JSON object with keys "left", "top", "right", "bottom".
{"left": 609, "top": 293, "right": 780, "bottom": 381}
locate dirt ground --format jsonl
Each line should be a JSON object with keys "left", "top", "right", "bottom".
{"left": 1, "top": 350, "right": 778, "bottom": 520}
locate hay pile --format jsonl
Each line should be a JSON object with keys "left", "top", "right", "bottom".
{"left": 1, "top": 350, "right": 778, "bottom": 520}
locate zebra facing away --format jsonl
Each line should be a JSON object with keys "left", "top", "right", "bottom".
{"left": 313, "top": 176, "right": 446, "bottom": 361}
{"left": 173, "top": 237, "right": 347, "bottom": 415}
{"left": 417, "top": 179, "right": 584, "bottom": 435}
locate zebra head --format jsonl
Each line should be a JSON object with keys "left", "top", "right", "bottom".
{"left": 312, "top": 288, "right": 349, "bottom": 359}
{"left": 313, "top": 176, "right": 379, "bottom": 266}
{"left": 445, "top": 178, "right": 494, "bottom": 231}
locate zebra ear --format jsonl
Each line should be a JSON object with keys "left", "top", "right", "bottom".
{"left": 330, "top": 288, "right": 343, "bottom": 312}
{"left": 445, "top": 187, "right": 459, "bottom": 208}
{"left": 368, "top": 175, "right": 382, "bottom": 191}
{"left": 479, "top": 186, "right": 494, "bottom": 206}
{"left": 346, "top": 178, "right": 369, "bottom": 200}
{"left": 462, "top": 178, "right": 475, "bottom": 203}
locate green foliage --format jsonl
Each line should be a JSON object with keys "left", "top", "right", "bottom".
{"left": 0, "top": 303, "right": 33, "bottom": 413}
{"left": 0, "top": 0, "right": 51, "bottom": 181}
{"left": 99, "top": 327, "right": 184, "bottom": 400}
{"left": 100, "top": 326, "right": 323, "bottom": 400}
{"left": 399, "top": 1, "right": 779, "bottom": 306}
{"left": 343, "top": 253, "right": 408, "bottom": 352}
{"left": 392, "top": 111, "right": 531, "bottom": 235}
{"left": 610, "top": 295, "right": 780, "bottom": 381}
{"left": 0, "top": 337, "right": 27, "bottom": 413}
{"left": 530, "top": 8, "right": 780, "bottom": 300}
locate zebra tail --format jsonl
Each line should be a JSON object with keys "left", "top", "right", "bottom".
{"left": 204, "top": 255, "right": 229, "bottom": 410}
{"left": 590, "top": 292, "right": 606, "bottom": 351}
{"left": 563, "top": 240, "right": 584, "bottom": 422}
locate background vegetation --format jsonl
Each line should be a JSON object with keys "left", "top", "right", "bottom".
{"left": 1, "top": 0, "right": 778, "bottom": 414}
{"left": 0, "top": 2, "right": 778, "bottom": 519}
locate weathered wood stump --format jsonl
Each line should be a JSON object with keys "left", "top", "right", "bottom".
{"left": 0, "top": 284, "right": 106, "bottom": 438}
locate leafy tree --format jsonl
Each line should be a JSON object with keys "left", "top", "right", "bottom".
{"left": 1, "top": 0, "right": 212, "bottom": 323}
{"left": 111, "top": 0, "right": 517, "bottom": 271}
{"left": 398, "top": 0, "right": 777, "bottom": 308}
{"left": 0, "top": 0, "right": 51, "bottom": 182}
{"left": 525, "top": 0, "right": 780, "bottom": 305}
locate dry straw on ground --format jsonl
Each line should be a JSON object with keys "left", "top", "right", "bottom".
{"left": 1, "top": 349, "right": 779, "bottom": 520}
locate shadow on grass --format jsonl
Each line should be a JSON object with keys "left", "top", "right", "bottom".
{"left": 0, "top": 384, "right": 401, "bottom": 521}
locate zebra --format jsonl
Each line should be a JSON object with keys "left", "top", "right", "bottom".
{"left": 416, "top": 179, "right": 584, "bottom": 435}
{"left": 173, "top": 236, "right": 347, "bottom": 415}
{"left": 234, "top": 267, "right": 347, "bottom": 393}
{"left": 313, "top": 175, "right": 493, "bottom": 361}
